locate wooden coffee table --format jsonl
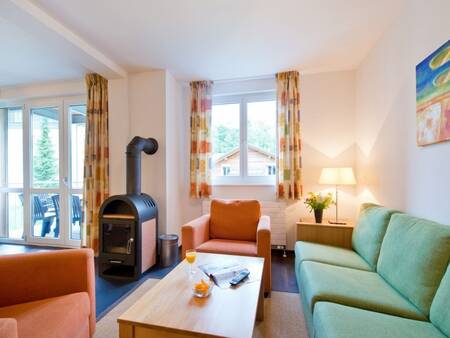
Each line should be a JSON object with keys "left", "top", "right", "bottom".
{"left": 118, "top": 252, "right": 265, "bottom": 338}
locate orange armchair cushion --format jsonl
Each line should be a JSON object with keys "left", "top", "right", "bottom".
{"left": 210, "top": 199, "right": 261, "bottom": 242}
{"left": 197, "top": 239, "right": 258, "bottom": 257}
{"left": 0, "top": 292, "right": 90, "bottom": 338}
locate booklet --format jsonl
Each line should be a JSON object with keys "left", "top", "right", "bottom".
{"left": 198, "top": 263, "right": 249, "bottom": 288}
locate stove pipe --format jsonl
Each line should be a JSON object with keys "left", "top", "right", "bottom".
{"left": 126, "top": 136, "right": 158, "bottom": 195}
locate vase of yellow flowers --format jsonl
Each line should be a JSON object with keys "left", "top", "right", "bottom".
{"left": 304, "top": 192, "right": 334, "bottom": 223}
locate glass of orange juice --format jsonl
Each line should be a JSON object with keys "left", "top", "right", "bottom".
{"left": 185, "top": 249, "right": 197, "bottom": 276}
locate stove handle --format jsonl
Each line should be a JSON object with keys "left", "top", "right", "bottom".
{"left": 127, "top": 238, "right": 134, "bottom": 254}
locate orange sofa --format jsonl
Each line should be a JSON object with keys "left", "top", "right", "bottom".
{"left": 182, "top": 199, "right": 271, "bottom": 293}
{"left": 0, "top": 249, "right": 95, "bottom": 338}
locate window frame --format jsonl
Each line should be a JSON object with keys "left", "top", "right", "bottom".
{"left": 211, "top": 91, "right": 277, "bottom": 186}
{"left": 0, "top": 105, "right": 25, "bottom": 240}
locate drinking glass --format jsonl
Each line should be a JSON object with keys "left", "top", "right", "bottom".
{"left": 185, "top": 249, "right": 197, "bottom": 276}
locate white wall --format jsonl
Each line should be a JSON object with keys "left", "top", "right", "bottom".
{"left": 0, "top": 80, "right": 84, "bottom": 102}
{"left": 355, "top": 0, "right": 450, "bottom": 224}
{"left": 124, "top": 70, "right": 188, "bottom": 239}
{"left": 301, "top": 71, "right": 357, "bottom": 222}
{"left": 165, "top": 71, "right": 184, "bottom": 238}
{"left": 128, "top": 71, "right": 167, "bottom": 233}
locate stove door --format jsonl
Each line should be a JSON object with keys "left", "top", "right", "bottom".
{"left": 102, "top": 221, "right": 135, "bottom": 255}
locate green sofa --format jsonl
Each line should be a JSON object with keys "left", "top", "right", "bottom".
{"left": 295, "top": 204, "right": 450, "bottom": 338}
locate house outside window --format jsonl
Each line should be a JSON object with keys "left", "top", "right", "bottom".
{"left": 211, "top": 91, "right": 276, "bottom": 185}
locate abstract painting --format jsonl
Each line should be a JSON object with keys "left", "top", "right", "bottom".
{"left": 416, "top": 40, "right": 450, "bottom": 146}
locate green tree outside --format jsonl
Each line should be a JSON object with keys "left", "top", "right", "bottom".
{"left": 212, "top": 125, "right": 239, "bottom": 154}
{"left": 212, "top": 122, "right": 276, "bottom": 155}
{"left": 247, "top": 120, "right": 276, "bottom": 154}
{"left": 33, "top": 118, "right": 57, "bottom": 188}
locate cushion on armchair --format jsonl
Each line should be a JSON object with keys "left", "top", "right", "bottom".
{"left": 210, "top": 199, "right": 261, "bottom": 241}
{"left": 196, "top": 239, "right": 257, "bottom": 256}
{"left": 0, "top": 292, "right": 90, "bottom": 338}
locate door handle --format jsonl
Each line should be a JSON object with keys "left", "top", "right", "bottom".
{"left": 127, "top": 238, "right": 134, "bottom": 254}
{"left": 109, "top": 260, "right": 123, "bottom": 264}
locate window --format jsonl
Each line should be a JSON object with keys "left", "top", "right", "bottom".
{"left": 211, "top": 92, "right": 276, "bottom": 185}
{"left": 0, "top": 97, "right": 86, "bottom": 246}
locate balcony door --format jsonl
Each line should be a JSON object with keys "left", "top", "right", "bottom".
{"left": 0, "top": 96, "right": 85, "bottom": 247}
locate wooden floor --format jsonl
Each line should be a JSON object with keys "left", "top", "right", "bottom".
{"left": 272, "top": 249, "right": 298, "bottom": 293}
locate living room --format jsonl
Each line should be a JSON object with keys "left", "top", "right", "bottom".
{"left": 0, "top": 0, "right": 449, "bottom": 337}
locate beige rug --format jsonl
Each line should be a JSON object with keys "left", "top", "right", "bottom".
{"left": 95, "top": 279, "right": 308, "bottom": 338}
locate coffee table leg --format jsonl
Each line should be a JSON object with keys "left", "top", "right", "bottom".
{"left": 256, "top": 280, "right": 264, "bottom": 321}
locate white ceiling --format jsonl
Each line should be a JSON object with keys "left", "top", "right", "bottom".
{"left": 1, "top": 0, "right": 405, "bottom": 85}
{"left": 0, "top": 16, "right": 87, "bottom": 87}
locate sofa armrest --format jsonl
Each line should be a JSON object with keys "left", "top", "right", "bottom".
{"left": 257, "top": 215, "right": 272, "bottom": 293}
{"left": 0, "top": 249, "right": 96, "bottom": 337}
{"left": 0, "top": 318, "right": 18, "bottom": 338}
{"left": 181, "top": 214, "right": 210, "bottom": 258}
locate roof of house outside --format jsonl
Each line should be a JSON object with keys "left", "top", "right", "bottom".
{"left": 214, "top": 144, "right": 275, "bottom": 164}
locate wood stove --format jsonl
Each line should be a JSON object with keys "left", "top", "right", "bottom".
{"left": 98, "top": 136, "right": 158, "bottom": 280}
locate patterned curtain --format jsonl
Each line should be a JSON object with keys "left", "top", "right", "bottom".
{"left": 82, "top": 73, "right": 109, "bottom": 254}
{"left": 276, "top": 71, "right": 303, "bottom": 200}
{"left": 190, "top": 81, "right": 213, "bottom": 198}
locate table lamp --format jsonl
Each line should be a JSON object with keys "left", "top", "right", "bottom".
{"left": 319, "top": 167, "right": 356, "bottom": 225}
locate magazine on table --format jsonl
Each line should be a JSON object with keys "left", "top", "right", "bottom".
{"left": 198, "top": 262, "right": 254, "bottom": 288}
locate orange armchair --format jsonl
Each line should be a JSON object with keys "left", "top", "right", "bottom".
{"left": 182, "top": 199, "right": 271, "bottom": 293}
{"left": 0, "top": 249, "right": 95, "bottom": 338}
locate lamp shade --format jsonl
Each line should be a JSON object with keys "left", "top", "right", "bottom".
{"left": 319, "top": 167, "right": 356, "bottom": 185}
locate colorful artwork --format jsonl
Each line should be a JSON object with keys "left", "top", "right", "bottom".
{"left": 416, "top": 40, "right": 450, "bottom": 146}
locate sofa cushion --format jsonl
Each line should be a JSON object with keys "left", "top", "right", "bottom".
{"left": 300, "top": 261, "right": 426, "bottom": 320}
{"left": 295, "top": 241, "right": 371, "bottom": 273}
{"left": 196, "top": 239, "right": 257, "bottom": 256}
{"left": 352, "top": 203, "right": 397, "bottom": 269}
{"left": 314, "top": 302, "right": 446, "bottom": 338}
{"left": 210, "top": 199, "right": 260, "bottom": 241}
{"left": 430, "top": 264, "right": 450, "bottom": 337}
{"left": 377, "top": 214, "right": 450, "bottom": 316}
{"left": 0, "top": 292, "right": 90, "bottom": 338}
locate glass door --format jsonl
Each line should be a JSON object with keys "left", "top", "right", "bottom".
{"left": 24, "top": 97, "right": 85, "bottom": 247}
